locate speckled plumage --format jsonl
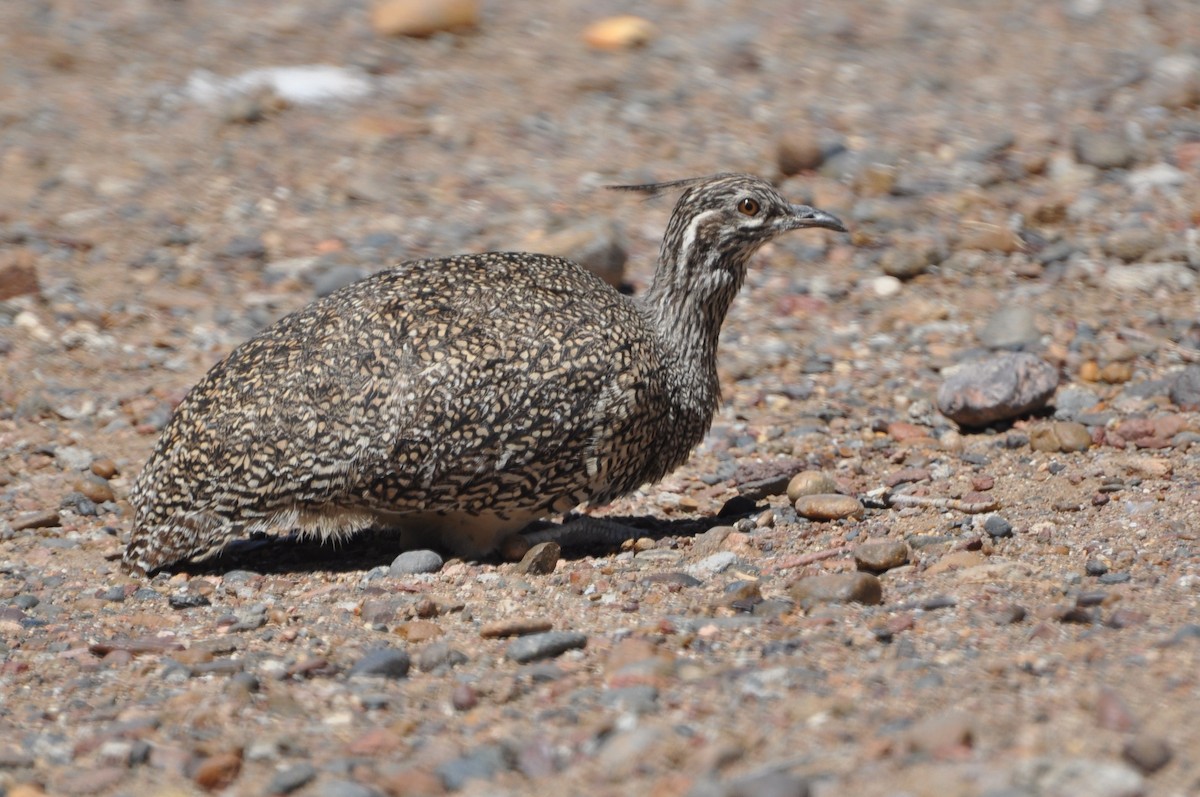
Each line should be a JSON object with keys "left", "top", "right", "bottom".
{"left": 124, "top": 173, "right": 845, "bottom": 574}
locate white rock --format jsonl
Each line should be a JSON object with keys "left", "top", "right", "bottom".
{"left": 186, "top": 65, "right": 372, "bottom": 106}
{"left": 871, "top": 275, "right": 902, "bottom": 298}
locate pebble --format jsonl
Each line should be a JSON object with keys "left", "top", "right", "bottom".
{"left": 413, "top": 641, "right": 469, "bottom": 672}
{"left": 74, "top": 474, "right": 115, "bottom": 503}
{"left": 1169, "top": 365, "right": 1200, "bottom": 410}
{"left": 266, "top": 763, "right": 317, "bottom": 795}
{"left": 348, "top": 648, "right": 411, "bottom": 680}
{"left": 1085, "top": 559, "right": 1109, "bottom": 576}
{"left": 1074, "top": 130, "right": 1135, "bottom": 170}
{"left": 687, "top": 767, "right": 811, "bottom": 797}
{"left": 168, "top": 591, "right": 211, "bottom": 609}
{"left": 505, "top": 631, "right": 587, "bottom": 663}
{"left": 1103, "top": 229, "right": 1165, "bottom": 263}
{"left": 90, "top": 458, "right": 118, "bottom": 479}
{"left": 853, "top": 540, "right": 909, "bottom": 572}
{"left": 880, "top": 246, "right": 934, "bottom": 279}
{"left": 583, "top": 15, "right": 657, "bottom": 50}
{"left": 388, "top": 549, "right": 443, "bottom": 576}
{"left": 479, "top": 618, "right": 553, "bottom": 638}
{"left": 936, "top": 353, "right": 1059, "bottom": 426}
{"left": 788, "top": 572, "right": 882, "bottom": 609}
{"left": 777, "top": 132, "right": 826, "bottom": 175}
{"left": 319, "top": 780, "right": 382, "bottom": 797}
{"left": 978, "top": 306, "right": 1040, "bottom": 350}
{"left": 1054, "top": 387, "right": 1101, "bottom": 420}
{"left": 983, "top": 514, "right": 1014, "bottom": 538}
{"left": 516, "top": 541, "right": 560, "bottom": 575}
{"left": 786, "top": 470, "right": 838, "bottom": 502}
{"left": 1018, "top": 757, "right": 1145, "bottom": 797}
{"left": 12, "top": 509, "right": 61, "bottom": 531}
{"left": 794, "top": 494, "right": 864, "bottom": 521}
{"left": 371, "top": 0, "right": 478, "bottom": 37}
{"left": 54, "top": 445, "right": 95, "bottom": 471}
{"left": 687, "top": 551, "right": 739, "bottom": 577}
{"left": 1121, "top": 734, "right": 1172, "bottom": 775}
{"left": 191, "top": 751, "right": 242, "bottom": 791}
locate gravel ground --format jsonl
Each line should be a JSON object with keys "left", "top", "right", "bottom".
{"left": 2, "top": 1, "right": 1200, "bottom": 795}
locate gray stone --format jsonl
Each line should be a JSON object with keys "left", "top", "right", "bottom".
{"left": 516, "top": 541, "right": 560, "bottom": 575}
{"left": 505, "top": 631, "right": 587, "bottom": 663}
{"left": 413, "top": 641, "right": 469, "bottom": 672}
{"left": 389, "top": 549, "right": 444, "bottom": 576}
{"left": 436, "top": 744, "right": 512, "bottom": 792}
{"left": 789, "top": 573, "right": 882, "bottom": 609}
{"left": 1074, "top": 131, "right": 1135, "bottom": 170}
{"left": 1103, "top": 229, "right": 1165, "bottom": 263}
{"left": 853, "top": 540, "right": 909, "bottom": 572}
{"left": 266, "top": 763, "right": 317, "bottom": 795}
{"left": 687, "top": 552, "right": 739, "bottom": 577}
{"left": 1169, "top": 365, "right": 1200, "bottom": 410}
{"left": 937, "top": 353, "right": 1059, "bottom": 426}
{"left": 54, "top": 445, "right": 95, "bottom": 471}
{"left": 1122, "top": 734, "right": 1173, "bottom": 775}
{"left": 319, "top": 780, "right": 381, "bottom": 797}
{"left": 530, "top": 220, "right": 627, "bottom": 287}
{"left": 1053, "top": 387, "right": 1101, "bottom": 420}
{"left": 983, "top": 514, "right": 1013, "bottom": 538}
{"left": 1016, "top": 757, "right": 1145, "bottom": 797}
{"left": 348, "top": 648, "right": 411, "bottom": 679}
{"left": 978, "top": 306, "right": 1040, "bottom": 350}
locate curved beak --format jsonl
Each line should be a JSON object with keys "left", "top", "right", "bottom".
{"left": 786, "top": 204, "right": 848, "bottom": 233}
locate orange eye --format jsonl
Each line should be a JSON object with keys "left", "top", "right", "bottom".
{"left": 737, "top": 197, "right": 760, "bottom": 216}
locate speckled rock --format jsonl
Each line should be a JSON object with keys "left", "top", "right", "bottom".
{"left": 854, "top": 540, "right": 909, "bottom": 572}
{"left": 789, "top": 573, "right": 882, "bottom": 608}
{"left": 937, "top": 353, "right": 1059, "bottom": 426}
{"left": 506, "top": 631, "right": 587, "bottom": 663}
{"left": 794, "top": 494, "right": 864, "bottom": 521}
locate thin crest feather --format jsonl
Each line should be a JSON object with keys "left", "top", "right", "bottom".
{"left": 605, "top": 173, "right": 742, "bottom": 197}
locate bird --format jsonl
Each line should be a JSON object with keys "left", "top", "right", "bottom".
{"left": 123, "top": 173, "right": 846, "bottom": 575}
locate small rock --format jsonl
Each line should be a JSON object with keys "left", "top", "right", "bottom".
{"left": 516, "top": 541, "right": 560, "bottom": 575}
{"left": 880, "top": 246, "right": 935, "bottom": 279}
{"left": 191, "top": 751, "right": 242, "bottom": 792}
{"left": 583, "top": 15, "right": 656, "bottom": 50}
{"left": 794, "top": 494, "right": 864, "bottom": 521}
{"left": 480, "top": 618, "right": 553, "bottom": 638}
{"left": 1019, "top": 757, "right": 1145, "bottom": 797}
{"left": 1122, "top": 734, "right": 1172, "bottom": 775}
{"left": 786, "top": 470, "right": 838, "bottom": 502}
{"left": 74, "top": 474, "right": 115, "bottom": 503}
{"left": 313, "top": 266, "right": 369, "bottom": 298}
{"left": 55, "top": 445, "right": 95, "bottom": 471}
{"left": 168, "top": 591, "right": 211, "bottom": 609}
{"left": 12, "top": 509, "right": 61, "bottom": 531}
{"left": 451, "top": 683, "right": 478, "bottom": 711}
{"left": 853, "top": 540, "right": 909, "bottom": 572}
{"left": 348, "top": 648, "right": 411, "bottom": 680}
{"left": 371, "top": 0, "right": 479, "bottom": 37}
{"left": 1074, "top": 130, "right": 1135, "bottom": 170}
{"left": 901, "top": 710, "right": 976, "bottom": 757}
{"left": 320, "top": 780, "right": 381, "bottom": 797}
{"left": 266, "top": 763, "right": 317, "bottom": 795}
{"left": 789, "top": 573, "right": 882, "bottom": 609}
{"left": 978, "top": 306, "right": 1040, "bottom": 350}
{"left": 1169, "top": 365, "right": 1200, "bottom": 410}
{"left": 936, "top": 353, "right": 1059, "bottom": 426}
{"left": 413, "top": 641, "right": 469, "bottom": 672}
{"left": 388, "top": 549, "right": 443, "bottom": 576}
{"left": 1085, "top": 559, "right": 1109, "bottom": 577}
{"left": 983, "top": 514, "right": 1013, "bottom": 538}
{"left": 90, "top": 458, "right": 118, "bottom": 479}
{"left": 777, "top": 132, "right": 826, "bottom": 175}
{"left": 505, "top": 631, "right": 587, "bottom": 663}
{"left": 436, "top": 745, "right": 511, "bottom": 792}
{"left": 1103, "top": 229, "right": 1165, "bottom": 263}
{"left": 687, "top": 552, "right": 739, "bottom": 577}
{"left": 0, "top": 252, "right": 40, "bottom": 300}
{"left": 219, "top": 235, "right": 267, "bottom": 261}
{"left": 1029, "top": 421, "right": 1093, "bottom": 452}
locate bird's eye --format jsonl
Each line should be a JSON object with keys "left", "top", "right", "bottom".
{"left": 737, "top": 197, "right": 760, "bottom": 216}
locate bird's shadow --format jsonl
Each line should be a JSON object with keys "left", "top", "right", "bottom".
{"left": 165, "top": 511, "right": 751, "bottom": 578}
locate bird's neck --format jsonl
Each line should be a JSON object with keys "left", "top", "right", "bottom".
{"left": 637, "top": 248, "right": 748, "bottom": 413}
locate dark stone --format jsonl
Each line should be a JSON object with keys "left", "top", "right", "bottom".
{"left": 348, "top": 648, "right": 411, "bottom": 680}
